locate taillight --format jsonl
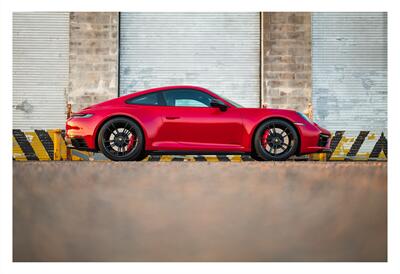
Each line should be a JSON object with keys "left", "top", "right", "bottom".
{"left": 70, "top": 113, "right": 93, "bottom": 118}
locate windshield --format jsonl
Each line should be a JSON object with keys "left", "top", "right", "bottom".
{"left": 220, "top": 95, "right": 244, "bottom": 108}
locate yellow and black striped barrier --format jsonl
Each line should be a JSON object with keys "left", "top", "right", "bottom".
{"left": 309, "top": 130, "right": 387, "bottom": 161}
{"left": 13, "top": 129, "right": 66, "bottom": 161}
{"left": 144, "top": 155, "right": 263, "bottom": 162}
{"left": 13, "top": 129, "right": 89, "bottom": 161}
{"left": 13, "top": 129, "right": 387, "bottom": 161}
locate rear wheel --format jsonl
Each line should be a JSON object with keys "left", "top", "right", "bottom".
{"left": 253, "top": 119, "right": 298, "bottom": 161}
{"left": 98, "top": 117, "right": 145, "bottom": 161}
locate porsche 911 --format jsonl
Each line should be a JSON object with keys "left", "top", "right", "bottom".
{"left": 65, "top": 86, "right": 331, "bottom": 161}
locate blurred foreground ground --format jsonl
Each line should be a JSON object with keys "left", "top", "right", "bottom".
{"left": 13, "top": 162, "right": 387, "bottom": 262}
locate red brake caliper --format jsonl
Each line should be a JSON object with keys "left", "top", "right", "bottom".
{"left": 127, "top": 133, "right": 136, "bottom": 151}
{"left": 262, "top": 129, "right": 269, "bottom": 148}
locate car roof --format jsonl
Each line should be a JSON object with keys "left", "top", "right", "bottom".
{"left": 123, "top": 85, "right": 214, "bottom": 98}
{"left": 118, "top": 85, "right": 236, "bottom": 108}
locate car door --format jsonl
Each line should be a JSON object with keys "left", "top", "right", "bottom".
{"left": 156, "top": 88, "right": 245, "bottom": 151}
{"left": 124, "top": 91, "right": 166, "bottom": 149}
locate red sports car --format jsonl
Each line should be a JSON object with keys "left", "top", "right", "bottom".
{"left": 66, "top": 85, "right": 331, "bottom": 161}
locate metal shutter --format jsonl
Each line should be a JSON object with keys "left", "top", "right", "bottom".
{"left": 312, "top": 12, "right": 387, "bottom": 132}
{"left": 13, "top": 12, "right": 69, "bottom": 130}
{"left": 120, "top": 12, "right": 260, "bottom": 107}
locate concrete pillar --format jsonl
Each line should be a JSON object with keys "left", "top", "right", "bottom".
{"left": 262, "top": 12, "right": 312, "bottom": 112}
{"left": 68, "top": 12, "right": 119, "bottom": 112}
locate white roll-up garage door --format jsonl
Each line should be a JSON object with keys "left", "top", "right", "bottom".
{"left": 120, "top": 12, "right": 260, "bottom": 107}
{"left": 312, "top": 12, "right": 387, "bottom": 132}
{"left": 13, "top": 12, "right": 69, "bottom": 130}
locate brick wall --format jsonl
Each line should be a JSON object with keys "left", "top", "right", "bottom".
{"left": 68, "top": 12, "right": 119, "bottom": 112}
{"left": 263, "top": 12, "right": 312, "bottom": 112}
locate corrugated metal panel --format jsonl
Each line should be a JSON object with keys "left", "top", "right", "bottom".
{"left": 13, "top": 12, "right": 69, "bottom": 130}
{"left": 120, "top": 12, "right": 260, "bottom": 107}
{"left": 312, "top": 12, "right": 387, "bottom": 132}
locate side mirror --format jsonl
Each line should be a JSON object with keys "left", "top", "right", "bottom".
{"left": 210, "top": 99, "right": 228, "bottom": 111}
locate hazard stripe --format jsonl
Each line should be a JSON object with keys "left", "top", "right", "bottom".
{"left": 204, "top": 156, "right": 219, "bottom": 162}
{"left": 327, "top": 131, "right": 344, "bottom": 160}
{"left": 369, "top": 133, "right": 387, "bottom": 159}
{"left": 11, "top": 129, "right": 388, "bottom": 162}
{"left": 160, "top": 155, "right": 173, "bottom": 161}
{"left": 230, "top": 155, "right": 242, "bottom": 162}
{"left": 13, "top": 136, "right": 27, "bottom": 161}
{"left": 241, "top": 155, "right": 255, "bottom": 161}
{"left": 356, "top": 132, "right": 378, "bottom": 159}
{"left": 35, "top": 129, "right": 54, "bottom": 160}
{"left": 60, "top": 130, "right": 67, "bottom": 160}
{"left": 216, "top": 155, "right": 231, "bottom": 162}
{"left": 194, "top": 155, "right": 207, "bottom": 161}
{"left": 346, "top": 131, "right": 369, "bottom": 159}
{"left": 71, "top": 150, "right": 90, "bottom": 161}
{"left": 27, "top": 132, "right": 51, "bottom": 160}
{"left": 293, "top": 156, "right": 309, "bottom": 161}
{"left": 48, "top": 129, "right": 64, "bottom": 160}
{"left": 148, "top": 155, "right": 161, "bottom": 161}
{"left": 171, "top": 156, "right": 185, "bottom": 161}
{"left": 13, "top": 130, "right": 39, "bottom": 161}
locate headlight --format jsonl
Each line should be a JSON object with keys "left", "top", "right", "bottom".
{"left": 71, "top": 113, "right": 93, "bottom": 118}
{"left": 297, "top": 112, "right": 312, "bottom": 123}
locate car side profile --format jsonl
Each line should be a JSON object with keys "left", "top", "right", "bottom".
{"left": 65, "top": 85, "right": 331, "bottom": 161}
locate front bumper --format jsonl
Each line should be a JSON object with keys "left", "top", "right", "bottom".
{"left": 295, "top": 122, "right": 332, "bottom": 155}
{"left": 318, "top": 133, "right": 330, "bottom": 147}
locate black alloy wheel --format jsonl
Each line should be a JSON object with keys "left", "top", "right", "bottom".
{"left": 253, "top": 119, "right": 299, "bottom": 161}
{"left": 98, "top": 117, "right": 145, "bottom": 161}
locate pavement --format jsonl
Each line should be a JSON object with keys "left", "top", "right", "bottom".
{"left": 13, "top": 161, "right": 387, "bottom": 262}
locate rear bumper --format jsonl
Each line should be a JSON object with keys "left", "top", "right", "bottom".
{"left": 65, "top": 136, "right": 97, "bottom": 152}
{"left": 65, "top": 117, "right": 99, "bottom": 151}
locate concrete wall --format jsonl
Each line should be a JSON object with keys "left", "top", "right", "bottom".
{"left": 263, "top": 12, "right": 312, "bottom": 112}
{"left": 67, "top": 12, "right": 312, "bottom": 112}
{"left": 67, "top": 12, "right": 312, "bottom": 113}
{"left": 68, "top": 12, "right": 119, "bottom": 112}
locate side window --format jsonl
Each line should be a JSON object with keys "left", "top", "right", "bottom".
{"left": 163, "top": 89, "right": 214, "bottom": 107}
{"left": 126, "top": 92, "right": 160, "bottom": 106}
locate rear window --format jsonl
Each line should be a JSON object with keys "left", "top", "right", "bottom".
{"left": 126, "top": 92, "right": 160, "bottom": 106}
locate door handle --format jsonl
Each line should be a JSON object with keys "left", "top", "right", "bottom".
{"left": 166, "top": 116, "right": 180, "bottom": 120}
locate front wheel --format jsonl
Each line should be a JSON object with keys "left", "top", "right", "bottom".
{"left": 97, "top": 117, "right": 145, "bottom": 161}
{"left": 253, "top": 119, "right": 299, "bottom": 161}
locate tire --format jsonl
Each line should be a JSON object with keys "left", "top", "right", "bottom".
{"left": 253, "top": 119, "right": 299, "bottom": 161}
{"left": 135, "top": 152, "right": 149, "bottom": 161}
{"left": 250, "top": 151, "right": 264, "bottom": 161}
{"left": 97, "top": 117, "right": 145, "bottom": 161}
